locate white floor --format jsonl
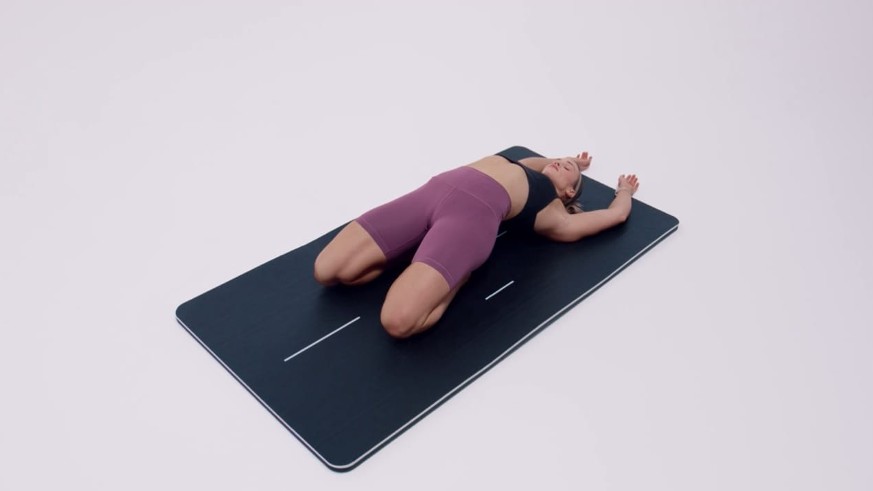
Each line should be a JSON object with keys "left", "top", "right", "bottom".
{"left": 2, "top": 1, "right": 872, "bottom": 489}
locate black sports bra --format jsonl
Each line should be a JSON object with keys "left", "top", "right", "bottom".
{"left": 496, "top": 152, "right": 558, "bottom": 232}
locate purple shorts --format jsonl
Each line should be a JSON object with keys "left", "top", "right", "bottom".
{"left": 356, "top": 166, "right": 511, "bottom": 289}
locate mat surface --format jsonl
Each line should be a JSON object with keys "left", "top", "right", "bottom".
{"left": 176, "top": 146, "right": 679, "bottom": 471}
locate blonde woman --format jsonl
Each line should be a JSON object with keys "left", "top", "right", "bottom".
{"left": 314, "top": 149, "right": 640, "bottom": 339}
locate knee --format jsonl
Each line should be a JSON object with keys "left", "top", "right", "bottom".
{"left": 380, "top": 305, "right": 419, "bottom": 339}
{"left": 314, "top": 253, "right": 373, "bottom": 286}
{"left": 313, "top": 253, "right": 338, "bottom": 286}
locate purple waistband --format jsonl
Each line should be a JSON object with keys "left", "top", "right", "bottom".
{"left": 432, "top": 167, "right": 512, "bottom": 220}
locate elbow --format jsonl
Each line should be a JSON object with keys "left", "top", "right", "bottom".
{"left": 610, "top": 209, "right": 629, "bottom": 224}
{"left": 607, "top": 203, "right": 630, "bottom": 224}
{"left": 545, "top": 227, "right": 578, "bottom": 243}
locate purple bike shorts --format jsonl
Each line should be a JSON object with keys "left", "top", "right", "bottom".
{"left": 356, "top": 166, "right": 511, "bottom": 289}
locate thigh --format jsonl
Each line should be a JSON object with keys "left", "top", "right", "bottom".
{"left": 356, "top": 180, "right": 445, "bottom": 260}
{"left": 412, "top": 199, "right": 501, "bottom": 290}
{"left": 314, "top": 220, "right": 387, "bottom": 284}
{"left": 319, "top": 220, "right": 387, "bottom": 268}
{"left": 380, "top": 210, "right": 497, "bottom": 333}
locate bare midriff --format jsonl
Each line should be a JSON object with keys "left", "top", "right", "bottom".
{"left": 466, "top": 155, "right": 530, "bottom": 221}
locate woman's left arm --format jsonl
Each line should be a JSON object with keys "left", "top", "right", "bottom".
{"left": 538, "top": 174, "right": 639, "bottom": 242}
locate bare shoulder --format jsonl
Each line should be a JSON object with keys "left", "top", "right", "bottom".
{"left": 533, "top": 200, "right": 571, "bottom": 239}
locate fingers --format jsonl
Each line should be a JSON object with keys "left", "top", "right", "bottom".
{"left": 617, "top": 174, "right": 641, "bottom": 194}
{"left": 575, "top": 151, "right": 592, "bottom": 172}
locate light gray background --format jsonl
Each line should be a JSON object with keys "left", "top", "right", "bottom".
{"left": 2, "top": 0, "right": 871, "bottom": 489}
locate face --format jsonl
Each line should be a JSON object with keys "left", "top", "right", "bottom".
{"left": 543, "top": 158, "right": 581, "bottom": 201}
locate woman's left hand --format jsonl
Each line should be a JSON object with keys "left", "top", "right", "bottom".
{"left": 572, "top": 152, "right": 592, "bottom": 172}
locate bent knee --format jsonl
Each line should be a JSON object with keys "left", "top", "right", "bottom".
{"left": 380, "top": 307, "right": 420, "bottom": 339}
{"left": 314, "top": 253, "right": 382, "bottom": 286}
{"left": 313, "top": 254, "right": 338, "bottom": 286}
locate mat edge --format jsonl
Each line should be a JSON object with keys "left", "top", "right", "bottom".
{"left": 174, "top": 221, "right": 680, "bottom": 472}
{"left": 173, "top": 315, "right": 356, "bottom": 472}
{"left": 336, "top": 221, "right": 681, "bottom": 469}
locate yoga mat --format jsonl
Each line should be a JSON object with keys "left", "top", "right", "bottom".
{"left": 176, "top": 146, "right": 679, "bottom": 471}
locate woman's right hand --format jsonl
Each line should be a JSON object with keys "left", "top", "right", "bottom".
{"left": 616, "top": 174, "right": 640, "bottom": 196}
{"left": 571, "top": 152, "right": 593, "bottom": 172}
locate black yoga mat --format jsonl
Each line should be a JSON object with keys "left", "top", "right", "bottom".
{"left": 176, "top": 146, "right": 679, "bottom": 471}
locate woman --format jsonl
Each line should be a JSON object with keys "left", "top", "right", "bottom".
{"left": 313, "top": 149, "right": 640, "bottom": 339}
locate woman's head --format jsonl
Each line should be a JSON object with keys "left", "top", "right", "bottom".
{"left": 543, "top": 158, "right": 584, "bottom": 211}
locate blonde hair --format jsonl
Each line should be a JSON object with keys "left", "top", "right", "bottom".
{"left": 564, "top": 173, "right": 584, "bottom": 214}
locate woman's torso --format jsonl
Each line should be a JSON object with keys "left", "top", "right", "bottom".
{"left": 466, "top": 155, "right": 559, "bottom": 223}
